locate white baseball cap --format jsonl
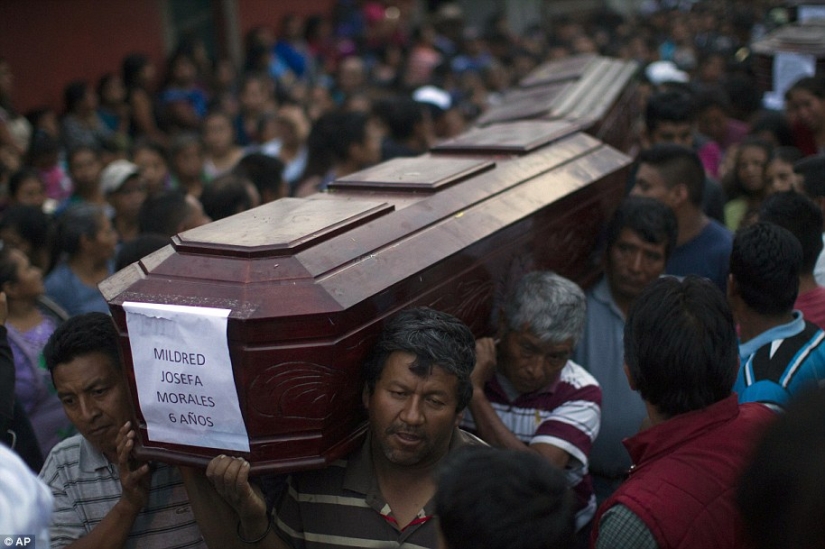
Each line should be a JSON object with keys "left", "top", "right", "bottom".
{"left": 100, "top": 159, "right": 140, "bottom": 194}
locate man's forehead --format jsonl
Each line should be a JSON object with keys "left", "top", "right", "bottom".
{"left": 511, "top": 327, "right": 572, "bottom": 351}
{"left": 614, "top": 227, "right": 666, "bottom": 249}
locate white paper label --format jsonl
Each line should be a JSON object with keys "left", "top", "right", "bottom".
{"left": 123, "top": 301, "right": 250, "bottom": 452}
{"left": 799, "top": 6, "right": 825, "bottom": 22}
{"left": 772, "top": 52, "right": 816, "bottom": 109}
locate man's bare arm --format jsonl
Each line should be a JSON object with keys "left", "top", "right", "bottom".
{"left": 469, "top": 338, "right": 571, "bottom": 469}
{"left": 180, "top": 454, "right": 289, "bottom": 549}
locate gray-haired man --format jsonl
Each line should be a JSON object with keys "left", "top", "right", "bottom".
{"left": 461, "top": 271, "right": 602, "bottom": 532}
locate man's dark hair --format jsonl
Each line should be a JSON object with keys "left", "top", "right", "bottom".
{"left": 375, "top": 97, "right": 424, "bottom": 141}
{"left": 435, "top": 447, "right": 575, "bottom": 549}
{"left": 54, "top": 204, "right": 106, "bottom": 258}
{"left": 694, "top": 86, "right": 731, "bottom": 116}
{"left": 645, "top": 89, "right": 694, "bottom": 134}
{"left": 730, "top": 222, "right": 802, "bottom": 316}
{"left": 233, "top": 153, "right": 285, "bottom": 201}
{"left": 624, "top": 276, "right": 738, "bottom": 418}
{"left": 200, "top": 174, "right": 255, "bottom": 221}
{"left": 115, "top": 233, "right": 169, "bottom": 271}
{"left": 326, "top": 111, "right": 370, "bottom": 163}
{"left": 44, "top": 312, "right": 122, "bottom": 377}
{"left": 605, "top": 196, "right": 678, "bottom": 260}
{"left": 637, "top": 144, "right": 705, "bottom": 206}
{"left": 363, "top": 307, "right": 475, "bottom": 412}
{"left": 139, "top": 190, "right": 189, "bottom": 236}
{"left": 737, "top": 388, "right": 825, "bottom": 549}
{"left": 759, "top": 191, "right": 824, "bottom": 274}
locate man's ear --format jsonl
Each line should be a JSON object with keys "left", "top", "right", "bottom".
{"left": 623, "top": 363, "right": 637, "bottom": 391}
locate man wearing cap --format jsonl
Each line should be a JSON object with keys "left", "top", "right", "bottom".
{"left": 101, "top": 159, "right": 147, "bottom": 243}
{"left": 413, "top": 85, "right": 465, "bottom": 139}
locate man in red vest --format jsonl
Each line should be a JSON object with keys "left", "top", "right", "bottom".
{"left": 590, "top": 276, "right": 775, "bottom": 549}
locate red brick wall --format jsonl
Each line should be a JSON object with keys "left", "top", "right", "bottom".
{"left": 0, "top": 0, "right": 337, "bottom": 115}
{"left": 0, "top": 0, "right": 166, "bottom": 114}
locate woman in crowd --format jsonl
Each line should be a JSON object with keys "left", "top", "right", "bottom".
{"left": 122, "top": 53, "right": 165, "bottom": 144}
{"left": 785, "top": 76, "right": 825, "bottom": 157}
{"left": 132, "top": 137, "right": 172, "bottom": 195}
{"left": 723, "top": 137, "right": 772, "bottom": 230}
{"left": 44, "top": 203, "right": 116, "bottom": 316}
{"left": 202, "top": 109, "right": 245, "bottom": 178}
{"left": 0, "top": 245, "right": 71, "bottom": 457}
{"left": 60, "top": 80, "right": 113, "bottom": 151}
{"left": 765, "top": 146, "right": 803, "bottom": 194}
{"left": 158, "top": 51, "right": 208, "bottom": 133}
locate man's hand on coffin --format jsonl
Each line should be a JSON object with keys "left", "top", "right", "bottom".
{"left": 116, "top": 421, "right": 151, "bottom": 513}
{"left": 206, "top": 455, "right": 268, "bottom": 523}
{"left": 471, "top": 337, "right": 498, "bottom": 390}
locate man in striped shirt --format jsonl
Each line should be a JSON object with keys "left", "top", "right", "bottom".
{"left": 180, "top": 307, "right": 482, "bottom": 549}
{"left": 38, "top": 312, "right": 205, "bottom": 549}
{"left": 461, "top": 271, "right": 602, "bottom": 533}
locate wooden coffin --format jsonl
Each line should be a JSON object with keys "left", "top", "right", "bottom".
{"left": 101, "top": 119, "right": 631, "bottom": 473}
{"left": 475, "top": 54, "right": 640, "bottom": 154}
{"left": 752, "top": 21, "right": 825, "bottom": 94}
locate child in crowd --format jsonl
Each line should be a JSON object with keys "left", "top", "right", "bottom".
{"left": 723, "top": 137, "right": 772, "bottom": 230}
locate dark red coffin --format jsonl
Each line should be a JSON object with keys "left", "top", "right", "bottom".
{"left": 475, "top": 54, "right": 640, "bottom": 153}
{"left": 101, "top": 118, "right": 631, "bottom": 473}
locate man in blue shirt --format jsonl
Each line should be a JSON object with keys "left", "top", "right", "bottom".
{"left": 573, "top": 196, "right": 677, "bottom": 502}
{"left": 729, "top": 222, "right": 825, "bottom": 410}
{"left": 631, "top": 144, "right": 732, "bottom": 293}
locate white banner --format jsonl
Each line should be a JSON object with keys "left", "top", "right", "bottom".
{"left": 123, "top": 301, "right": 250, "bottom": 452}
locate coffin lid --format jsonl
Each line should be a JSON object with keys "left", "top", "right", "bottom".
{"left": 752, "top": 21, "right": 825, "bottom": 54}
{"left": 101, "top": 124, "right": 629, "bottom": 338}
{"left": 476, "top": 56, "right": 638, "bottom": 127}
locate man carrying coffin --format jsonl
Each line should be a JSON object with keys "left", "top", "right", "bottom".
{"left": 158, "top": 307, "right": 483, "bottom": 549}
{"left": 39, "top": 312, "right": 205, "bottom": 549}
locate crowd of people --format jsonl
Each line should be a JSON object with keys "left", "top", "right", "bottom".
{"left": 2, "top": 0, "right": 825, "bottom": 548}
